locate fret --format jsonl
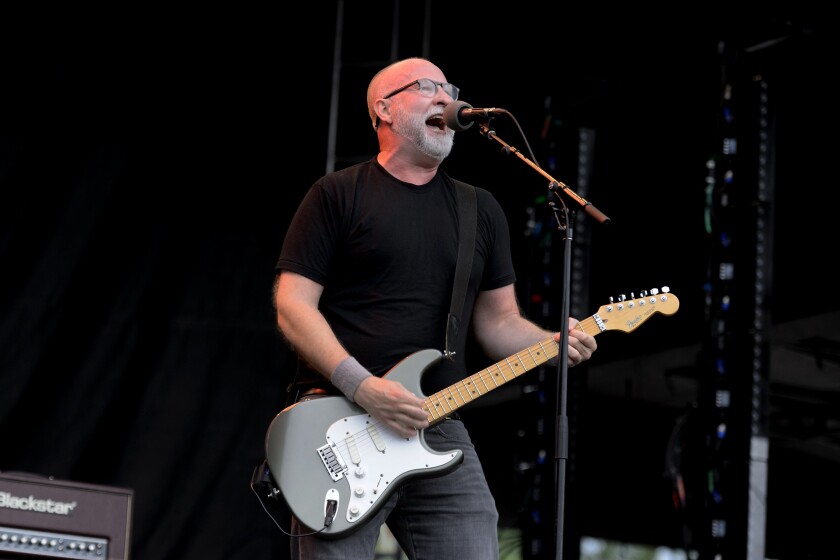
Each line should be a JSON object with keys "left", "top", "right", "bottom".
{"left": 443, "top": 386, "right": 459, "bottom": 410}
{"left": 477, "top": 372, "right": 490, "bottom": 392}
{"left": 504, "top": 357, "right": 517, "bottom": 376}
{"left": 523, "top": 345, "right": 538, "bottom": 368}
{"left": 435, "top": 391, "right": 452, "bottom": 416}
{"left": 464, "top": 375, "right": 483, "bottom": 399}
{"left": 535, "top": 340, "right": 552, "bottom": 366}
{"left": 453, "top": 382, "right": 468, "bottom": 405}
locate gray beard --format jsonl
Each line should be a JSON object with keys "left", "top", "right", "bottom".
{"left": 392, "top": 111, "right": 454, "bottom": 161}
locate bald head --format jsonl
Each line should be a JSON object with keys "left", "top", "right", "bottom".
{"left": 366, "top": 57, "right": 446, "bottom": 130}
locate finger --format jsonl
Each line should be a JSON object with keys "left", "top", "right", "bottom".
{"left": 401, "top": 424, "right": 418, "bottom": 438}
{"left": 386, "top": 417, "right": 415, "bottom": 438}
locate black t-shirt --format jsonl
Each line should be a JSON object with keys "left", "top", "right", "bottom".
{"left": 276, "top": 158, "right": 515, "bottom": 394}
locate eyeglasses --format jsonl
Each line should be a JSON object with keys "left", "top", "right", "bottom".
{"left": 382, "top": 78, "right": 460, "bottom": 101}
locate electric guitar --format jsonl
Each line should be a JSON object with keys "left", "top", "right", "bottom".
{"left": 263, "top": 288, "right": 679, "bottom": 538}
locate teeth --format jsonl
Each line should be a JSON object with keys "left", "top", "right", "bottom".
{"left": 425, "top": 115, "right": 446, "bottom": 130}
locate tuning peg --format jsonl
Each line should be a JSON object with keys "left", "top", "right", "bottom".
{"left": 618, "top": 294, "right": 626, "bottom": 302}
{"left": 650, "top": 288, "right": 659, "bottom": 295}
{"left": 662, "top": 286, "right": 670, "bottom": 293}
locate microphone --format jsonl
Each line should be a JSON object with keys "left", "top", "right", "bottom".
{"left": 443, "top": 101, "right": 506, "bottom": 131}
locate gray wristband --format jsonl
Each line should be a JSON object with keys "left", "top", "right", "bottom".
{"left": 331, "top": 357, "right": 372, "bottom": 402}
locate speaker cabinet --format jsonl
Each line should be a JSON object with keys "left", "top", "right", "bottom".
{"left": 0, "top": 472, "right": 132, "bottom": 559}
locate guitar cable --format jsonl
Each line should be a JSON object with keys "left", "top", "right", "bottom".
{"left": 324, "top": 498, "right": 338, "bottom": 526}
{"left": 250, "top": 460, "right": 334, "bottom": 537}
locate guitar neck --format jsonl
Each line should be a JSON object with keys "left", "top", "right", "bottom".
{"left": 576, "top": 315, "right": 604, "bottom": 337}
{"left": 423, "top": 337, "right": 559, "bottom": 423}
{"left": 423, "top": 317, "right": 602, "bottom": 424}
{"left": 421, "top": 290, "right": 678, "bottom": 424}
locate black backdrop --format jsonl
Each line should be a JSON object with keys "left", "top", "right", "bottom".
{"left": 1, "top": 4, "right": 836, "bottom": 559}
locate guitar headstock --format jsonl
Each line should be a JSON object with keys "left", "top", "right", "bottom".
{"left": 595, "top": 287, "right": 680, "bottom": 334}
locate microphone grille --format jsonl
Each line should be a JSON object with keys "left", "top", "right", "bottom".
{"left": 443, "top": 100, "right": 474, "bottom": 131}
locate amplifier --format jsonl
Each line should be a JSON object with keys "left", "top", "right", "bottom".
{"left": 0, "top": 472, "right": 132, "bottom": 560}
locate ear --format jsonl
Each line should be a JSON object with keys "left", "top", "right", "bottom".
{"left": 374, "top": 99, "right": 392, "bottom": 127}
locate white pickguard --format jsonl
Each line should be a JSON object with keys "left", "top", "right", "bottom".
{"left": 324, "top": 412, "right": 453, "bottom": 523}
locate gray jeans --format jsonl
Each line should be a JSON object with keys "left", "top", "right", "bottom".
{"left": 290, "top": 418, "right": 500, "bottom": 560}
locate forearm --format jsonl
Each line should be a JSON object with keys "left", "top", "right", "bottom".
{"left": 471, "top": 285, "right": 595, "bottom": 368}
{"left": 274, "top": 271, "right": 376, "bottom": 401}
{"left": 278, "top": 304, "right": 377, "bottom": 401}
{"left": 472, "top": 285, "right": 554, "bottom": 361}
{"left": 478, "top": 314, "right": 555, "bottom": 362}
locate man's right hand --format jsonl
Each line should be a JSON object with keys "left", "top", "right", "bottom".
{"left": 353, "top": 376, "right": 430, "bottom": 439}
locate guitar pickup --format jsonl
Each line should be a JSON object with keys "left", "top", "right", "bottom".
{"left": 317, "top": 441, "right": 348, "bottom": 482}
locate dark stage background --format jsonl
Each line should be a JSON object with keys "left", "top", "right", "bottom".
{"left": 1, "top": 3, "right": 836, "bottom": 559}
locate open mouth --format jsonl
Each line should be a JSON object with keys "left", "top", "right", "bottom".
{"left": 426, "top": 115, "right": 446, "bottom": 130}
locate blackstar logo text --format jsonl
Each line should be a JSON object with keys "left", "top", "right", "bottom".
{"left": 0, "top": 491, "right": 77, "bottom": 515}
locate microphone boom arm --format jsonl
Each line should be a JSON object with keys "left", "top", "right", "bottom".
{"left": 478, "top": 123, "right": 611, "bottom": 226}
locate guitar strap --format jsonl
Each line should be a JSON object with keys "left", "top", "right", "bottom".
{"left": 445, "top": 179, "right": 477, "bottom": 361}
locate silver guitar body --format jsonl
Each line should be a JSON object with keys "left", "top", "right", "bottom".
{"left": 264, "top": 349, "right": 464, "bottom": 538}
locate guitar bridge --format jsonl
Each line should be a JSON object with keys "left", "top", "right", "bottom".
{"left": 317, "top": 441, "right": 348, "bottom": 482}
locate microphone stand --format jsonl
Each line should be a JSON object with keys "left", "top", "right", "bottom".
{"left": 475, "top": 120, "right": 610, "bottom": 560}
